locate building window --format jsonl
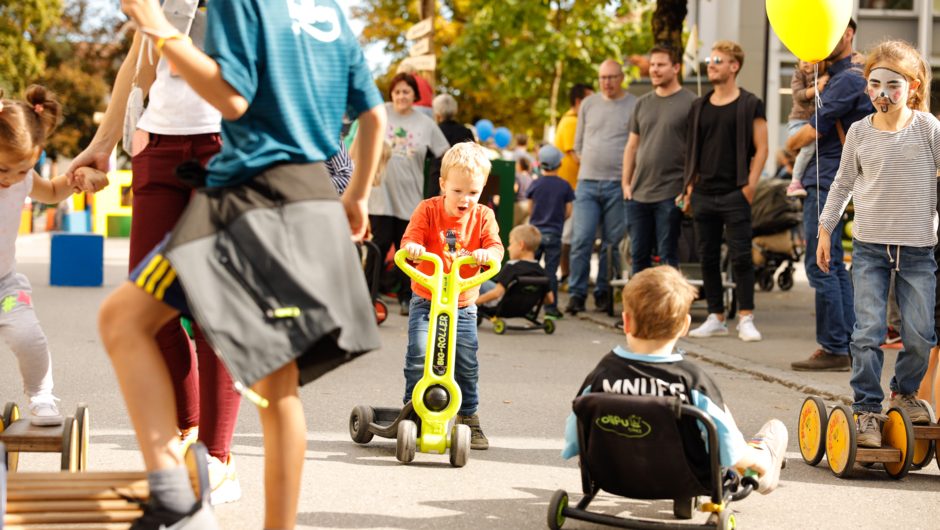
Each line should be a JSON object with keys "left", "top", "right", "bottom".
{"left": 860, "top": 0, "right": 914, "bottom": 9}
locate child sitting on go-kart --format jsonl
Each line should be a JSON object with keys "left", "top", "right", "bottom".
{"left": 561, "top": 266, "right": 788, "bottom": 494}
{"left": 400, "top": 142, "right": 505, "bottom": 450}
{"left": 476, "top": 224, "right": 554, "bottom": 310}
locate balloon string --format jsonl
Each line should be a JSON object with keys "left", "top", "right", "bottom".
{"left": 815, "top": 62, "right": 820, "bottom": 236}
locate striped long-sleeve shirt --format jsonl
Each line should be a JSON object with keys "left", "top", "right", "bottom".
{"left": 819, "top": 110, "right": 940, "bottom": 248}
{"left": 326, "top": 141, "right": 353, "bottom": 196}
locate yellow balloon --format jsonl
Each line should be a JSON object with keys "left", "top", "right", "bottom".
{"left": 766, "top": 0, "right": 853, "bottom": 62}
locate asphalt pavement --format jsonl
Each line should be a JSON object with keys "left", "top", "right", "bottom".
{"left": 2, "top": 234, "right": 939, "bottom": 530}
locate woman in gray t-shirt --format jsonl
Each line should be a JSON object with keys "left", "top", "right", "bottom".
{"left": 369, "top": 73, "right": 449, "bottom": 314}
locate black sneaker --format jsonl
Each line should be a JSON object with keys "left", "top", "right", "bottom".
{"left": 456, "top": 414, "right": 488, "bottom": 450}
{"left": 129, "top": 498, "right": 218, "bottom": 530}
{"left": 566, "top": 295, "right": 586, "bottom": 315}
{"left": 544, "top": 309, "right": 564, "bottom": 320}
{"left": 593, "top": 291, "right": 609, "bottom": 312}
{"left": 399, "top": 300, "right": 410, "bottom": 316}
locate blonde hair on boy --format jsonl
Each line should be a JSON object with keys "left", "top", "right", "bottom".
{"left": 510, "top": 224, "right": 541, "bottom": 252}
{"left": 441, "top": 142, "right": 492, "bottom": 183}
{"left": 622, "top": 267, "right": 698, "bottom": 341}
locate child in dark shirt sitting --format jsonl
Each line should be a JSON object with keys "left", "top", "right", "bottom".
{"left": 477, "top": 224, "right": 554, "bottom": 309}
{"left": 562, "top": 266, "right": 788, "bottom": 494}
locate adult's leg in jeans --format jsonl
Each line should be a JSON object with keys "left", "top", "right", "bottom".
{"left": 252, "top": 360, "right": 304, "bottom": 530}
{"left": 626, "top": 199, "right": 654, "bottom": 274}
{"left": 394, "top": 218, "right": 413, "bottom": 304}
{"left": 454, "top": 305, "right": 480, "bottom": 416}
{"left": 887, "top": 271, "right": 902, "bottom": 331}
{"left": 691, "top": 192, "right": 726, "bottom": 315}
{"left": 848, "top": 242, "right": 892, "bottom": 413}
{"left": 654, "top": 198, "right": 683, "bottom": 269}
{"left": 723, "top": 190, "right": 755, "bottom": 312}
{"left": 541, "top": 235, "right": 563, "bottom": 310}
{"left": 568, "top": 181, "right": 601, "bottom": 299}
{"left": 892, "top": 246, "right": 937, "bottom": 395}
{"left": 803, "top": 187, "right": 852, "bottom": 354}
{"left": 595, "top": 181, "right": 626, "bottom": 296}
{"left": 130, "top": 135, "right": 204, "bottom": 431}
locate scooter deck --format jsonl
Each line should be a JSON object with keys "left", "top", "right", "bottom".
{"left": 367, "top": 402, "right": 416, "bottom": 440}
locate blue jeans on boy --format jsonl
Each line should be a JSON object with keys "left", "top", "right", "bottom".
{"left": 849, "top": 240, "right": 937, "bottom": 413}
{"left": 404, "top": 296, "right": 480, "bottom": 416}
{"left": 534, "top": 231, "right": 563, "bottom": 311}
{"left": 803, "top": 187, "right": 854, "bottom": 355}
{"left": 569, "top": 180, "right": 626, "bottom": 300}
{"left": 624, "top": 198, "right": 682, "bottom": 273}
{"left": 787, "top": 119, "right": 814, "bottom": 182}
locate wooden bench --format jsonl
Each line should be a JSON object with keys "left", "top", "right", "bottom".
{"left": 0, "top": 441, "right": 210, "bottom": 529}
{"left": 1, "top": 403, "right": 89, "bottom": 473}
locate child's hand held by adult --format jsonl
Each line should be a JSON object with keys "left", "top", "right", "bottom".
{"left": 816, "top": 229, "right": 832, "bottom": 274}
{"left": 77, "top": 168, "right": 110, "bottom": 194}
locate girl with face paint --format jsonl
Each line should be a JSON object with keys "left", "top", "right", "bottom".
{"left": 815, "top": 41, "right": 940, "bottom": 449}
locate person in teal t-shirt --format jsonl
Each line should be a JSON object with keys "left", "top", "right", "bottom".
{"left": 102, "top": 0, "right": 388, "bottom": 528}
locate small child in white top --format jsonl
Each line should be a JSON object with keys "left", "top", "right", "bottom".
{"left": 0, "top": 86, "right": 109, "bottom": 425}
{"left": 816, "top": 42, "right": 940, "bottom": 448}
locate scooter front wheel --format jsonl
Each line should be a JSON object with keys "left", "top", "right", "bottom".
{"left": 396, "top": 419, "right": 417, "bottom": 463}
{"left": 450, "top": 423, "right": 471, "bottom": 467}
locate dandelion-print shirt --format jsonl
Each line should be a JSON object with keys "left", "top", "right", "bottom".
{"left": 373, "top": 102, "right": 450, "bottom": 220}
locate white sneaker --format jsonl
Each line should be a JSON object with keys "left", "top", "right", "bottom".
{"left": 180, "top": 426, "right": 199, "bottom": 452}
{"left": 207, "top": 454, "right": 242, "bottom": 505}
{"left": 752, "top": 419, "right": 788, "bottom": 494}
{"left": 29, "top": 395, "right": 63, "bottom": 426}
{"left": 688, "top": 314, "right": 728, "bottom": 338}
{"left": 737, "top": 314, "right": 762, "bottom": 342}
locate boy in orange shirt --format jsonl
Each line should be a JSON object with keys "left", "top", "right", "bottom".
{"left": 401, "top": 142, "right": 505, "bottom": 450}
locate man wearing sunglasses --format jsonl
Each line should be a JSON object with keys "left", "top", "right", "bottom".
{"left": 681, "top": 41, "right": 768, "bottom": 342}
{"left": 566, "top": 59, "right": 637, "bottom": 314}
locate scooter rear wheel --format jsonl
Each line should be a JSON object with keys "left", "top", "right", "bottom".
{"left": 396, "top": 420, "right": 417, "bottom": 463}
{"left": 450, "top": 424, "right": 471, "bottom": 467}
{"left": 349, "top": 405, "right": 376, "bottom": 444}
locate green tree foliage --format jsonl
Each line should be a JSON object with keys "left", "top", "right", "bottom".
{"left": 351, "top": 0, "right": 654, "bottom": 135}
{"left": 0, "top": 0, "right": 63, "bottom": 94}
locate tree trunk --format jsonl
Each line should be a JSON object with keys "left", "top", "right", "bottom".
{"left": 651, "top": 0, "right": 687, "bottom": 51}
{"left": 549, "top": 59, "right": 563, "bottom": 129}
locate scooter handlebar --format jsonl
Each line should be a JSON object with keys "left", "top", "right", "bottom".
{"left": 394, "top": 250, "right": 501, "bottom": 294}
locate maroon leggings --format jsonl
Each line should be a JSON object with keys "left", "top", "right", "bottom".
{"left": 129, "top": 132, "right": 240, "bottom": 459}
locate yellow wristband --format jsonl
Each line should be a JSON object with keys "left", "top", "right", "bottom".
{"left": 156, "top": 33, "right": 192, "bottom": 52}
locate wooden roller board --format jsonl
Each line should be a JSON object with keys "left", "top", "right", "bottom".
{"left": 0, "top": 403, "right": 89, "bottom": 473}
{"left": 0, "top": 442, "right": 210, "bottom": 529}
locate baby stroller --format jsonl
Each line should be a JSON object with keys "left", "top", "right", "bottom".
{"left": 477, "top": 276, "right": 555, "bottom": 334}
{"left": 750, "top": 178, "right": 802, "bottom": 292}
{"left": 548, "top": 393, "right": 758, "bottom": 529}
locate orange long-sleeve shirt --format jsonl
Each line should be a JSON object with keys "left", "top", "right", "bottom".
{"left": 400, "top": 196, "right": 504, "bottom": 307}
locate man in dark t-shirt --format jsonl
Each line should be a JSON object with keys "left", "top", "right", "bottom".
{"left": 681, "top": 41, "right": 768, "bottom": 343}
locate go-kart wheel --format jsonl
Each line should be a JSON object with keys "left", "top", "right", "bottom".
{"left": 493, "top": 319, "right": 506, "bottom": 335}
{"left": 912, "top": 399, "right": 936, "bottom": 470}
{"left": 882, "top": 406, "right": 914, "bottom": 480}
{"left": 375, "top": 300, "right": 387, "bottom": 325}
{"left": 544, "top": 319, "right": 555, "bottom": 334}
{"left": 450, "top": 423, "right": 471, "bottom": 467}
{"left": 826, "top": 405, "right": 857, "bottom": 477}
{"left": 61, "top": 416, "right": 79, "bottom": 472}
{"left": 777, "top": 270, "right": 794, "bottom": 291}
{"left": 798, "top": 396, "right": 827, "bottom": 466}
{"left": 349, "top": 405, "right": 376, "bottom": 444}
{"left": 547, "top": 490, "right": 568, "bottom": 530}
{"left": 673, "top": 497, "right": 696, "bottom": 520}
{"left": 2, "top": 402, "right": 18, "bottom": 472}
{"left": 74, "top": 404, "right": 89, "bottom": 472}
{"left": 396, "top": 419, "right": 417, "bottom": 463}
{"left": 717, "top": 508, "right": 736, "bottom": 530}
{"left": 758, "top": 273, "right": 774, "bottom": 292}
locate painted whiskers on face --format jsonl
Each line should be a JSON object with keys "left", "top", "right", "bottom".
{"left": 868, "top": 67, "right": 909, "bottom": 114}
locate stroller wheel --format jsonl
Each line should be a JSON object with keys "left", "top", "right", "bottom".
{"left": 757, "top": 272, "right": 774, "bottom": 292}
{"left": 777, "top": 271, "right": 794, "bottom": 291}
{"left": 547, "top": 490, "right": 568, "bottom": 530}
